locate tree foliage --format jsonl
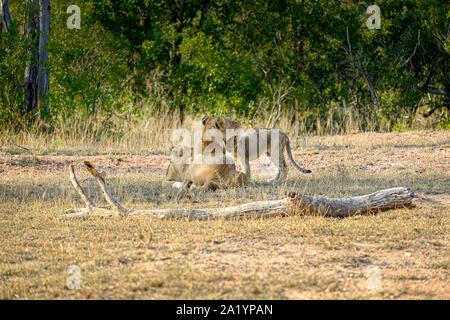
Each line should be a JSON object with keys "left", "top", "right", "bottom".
{"left": 0, "top": 0, "right": 448, "bottom": 131}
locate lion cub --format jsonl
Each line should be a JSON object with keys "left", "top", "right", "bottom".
{"left": 166, "top": 144, "right": 247, "bottom": 199}
{"left": 202, "top": 116, "right": 311, "bottom": 183}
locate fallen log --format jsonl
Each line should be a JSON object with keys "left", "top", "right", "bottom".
{"left": 60, "top": 161, "right": 415, "bottom": 220}
{"left": 287, "top": 188, "right": 416, "bottom": 217}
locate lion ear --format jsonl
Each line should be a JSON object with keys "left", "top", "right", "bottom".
{"left": 232, "top": 119, "right": 241, "bottom": 128}
{"left": 202, "top": 116, "right": 210, "bottom": 125}
{"left": 216, "top": 117, "right": 225, "bottom": 130}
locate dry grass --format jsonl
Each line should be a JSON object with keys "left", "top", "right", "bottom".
{"left": 0, "top": 129, "right": 449, "bottom": 299}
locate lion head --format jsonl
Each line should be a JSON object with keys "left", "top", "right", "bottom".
{"left": 201, "top": 116, "right": 241, "bottom": 147}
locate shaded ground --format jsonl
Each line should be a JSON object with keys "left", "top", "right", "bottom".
{"left": 0, "top": 130, "right": 449, "bottom": 299}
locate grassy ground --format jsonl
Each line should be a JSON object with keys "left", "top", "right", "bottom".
{"left": 0, "top": 130, "right": 449, "bottom": 299}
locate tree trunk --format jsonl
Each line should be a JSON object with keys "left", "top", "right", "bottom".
{"left": 0, "top": 0, "right": 12, "bottom": 33}
{"left": 24, "top": 0, "right": 40, "bottom": 119}
{"left": 60, "top": 162, "right": 416, "bottom": 220}
{"left": 37, "top": 0, "right": 50, "bottom": 117}
{"left": 362, "top": 72, "right": 381, "bottom": 110}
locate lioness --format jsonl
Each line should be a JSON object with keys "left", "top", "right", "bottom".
{"left": 166, "top": 144, "right": 247, "bottom": 199}
{"left": 201, "top": 116, "right": 311, "bottom": 183}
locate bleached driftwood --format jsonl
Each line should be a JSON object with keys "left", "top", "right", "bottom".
{"left": 60, "top": 161, "right": 415, "bottom": 220}
{"left": 286, "top": 188, "right": 416, "bottom": 217}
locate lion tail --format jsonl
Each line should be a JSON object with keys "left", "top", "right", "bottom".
{"left": 285, "top": 139, "right": 311, "bottom": 174}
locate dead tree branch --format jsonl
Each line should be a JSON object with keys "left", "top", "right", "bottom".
{"left": 60, "top": 162, "right": 416, "bottom": 220}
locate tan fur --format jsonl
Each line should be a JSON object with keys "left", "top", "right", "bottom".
{"left": 202, "top": 116, "right": 311, "bottom": 183}
{"left": 166, "top": 144, "right": 247, "bottom": 199}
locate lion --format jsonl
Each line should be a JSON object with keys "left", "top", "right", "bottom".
{"left": 166, "top": 144, "right": 247, "bottom": 199}
{"left": 201, "top": 116, "right": 311, "bottom": 183}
